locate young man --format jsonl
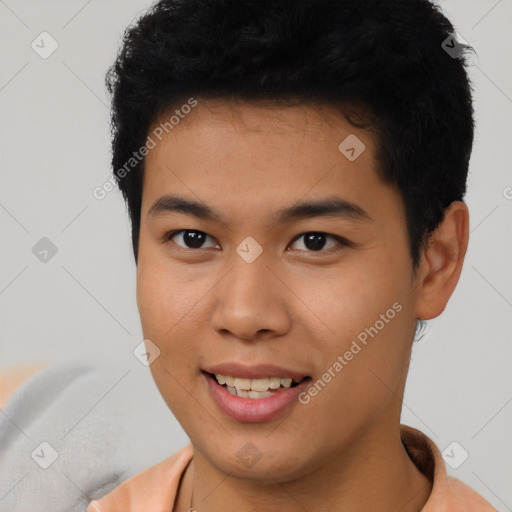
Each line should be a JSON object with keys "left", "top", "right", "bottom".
{"left": 87, "top": 0, "right": 495, "bottom": 510}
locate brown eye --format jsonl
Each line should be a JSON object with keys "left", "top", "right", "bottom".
{"left": 167, "top": 230, "right": 219, "bottom": 250}
{"left": 289, "top": 232, "right": 348, "bottom": 252}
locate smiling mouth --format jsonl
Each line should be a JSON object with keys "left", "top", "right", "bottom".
{"left": 206, "top": 372, "right": 310, "bottom": 399}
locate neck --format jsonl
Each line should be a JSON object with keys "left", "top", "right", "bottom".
{"left": 176, "top": 424, "right": 432, "bottom": 512}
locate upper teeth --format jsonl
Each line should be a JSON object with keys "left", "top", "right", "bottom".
{"left": 215, "top": 374, "right": 299, "bottom": 391}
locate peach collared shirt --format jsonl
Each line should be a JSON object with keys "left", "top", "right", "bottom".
{"left": 86, "top": 425, "right": 496, "bottom": 512}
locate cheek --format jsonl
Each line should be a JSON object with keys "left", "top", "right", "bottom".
{"left": 136, "top": 252, "right": 215, "bottom": 379}
{"left": 299, "top": 259, "right": 406, "bottom": 343}
{"left": 300, "top": 256, "right": 413, "bottom": 399}
{"left": 136, "top": 254, "right": 199, "bottom": 338}
{"left": 136, "top": 267, "right": 168, "bottom": 338}
{"left": 136, "top": 260, "right": 204, "bottom": 420}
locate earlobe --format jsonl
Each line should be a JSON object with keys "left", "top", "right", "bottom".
{"left": 414, "top": 201, "right": 469, "bottom": 320}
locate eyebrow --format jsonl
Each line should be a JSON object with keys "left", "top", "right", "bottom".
{"left": 147, "top": 194, "right": 371, "bottom": 225}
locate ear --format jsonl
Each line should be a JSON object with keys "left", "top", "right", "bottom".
{"left": 414, "top": 201, "right": 469, "bottom": 320}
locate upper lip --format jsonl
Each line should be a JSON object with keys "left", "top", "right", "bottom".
{"left": 203, "top": 362, "right": 309, "bottom": 381}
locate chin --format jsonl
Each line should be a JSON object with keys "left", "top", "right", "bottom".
{"left": 198, "top": 436, "right": 318, "bottom": 483}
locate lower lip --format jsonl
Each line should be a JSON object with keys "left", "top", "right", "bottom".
{"left": 203, "top": 372, "right": 311, "bottom": 423}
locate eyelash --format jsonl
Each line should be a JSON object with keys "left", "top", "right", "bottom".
{"left": 164, "top": 230, "right": 352, "bottom": 254}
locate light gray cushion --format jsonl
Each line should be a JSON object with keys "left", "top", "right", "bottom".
{"left": 0, "top": 363, "right": 136, "bottom": 512}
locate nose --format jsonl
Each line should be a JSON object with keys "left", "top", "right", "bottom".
{"left": 210, "top": 257, "right": 292, "bottom": 342}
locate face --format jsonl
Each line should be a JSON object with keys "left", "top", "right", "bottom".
{"left": 136, "top": 99, "right": 421, "bottom": 482}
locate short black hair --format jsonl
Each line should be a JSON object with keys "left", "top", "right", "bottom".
{"left": 106, "top": 0, "right": 475, "bottom": 267}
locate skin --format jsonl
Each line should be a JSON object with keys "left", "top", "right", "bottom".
{"left": 136, "top": 99, "right": 469, "bottom": 512}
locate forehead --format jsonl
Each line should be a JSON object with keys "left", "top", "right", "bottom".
{"left": 149, "top": 99, "right": 372, "bottom": 151}
{"left": 141, "top": 99, "right": 398, "bottom": 226}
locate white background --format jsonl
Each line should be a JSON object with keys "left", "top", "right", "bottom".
{"left": 1, "top": 0, "right": 511, "bottom": 509}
